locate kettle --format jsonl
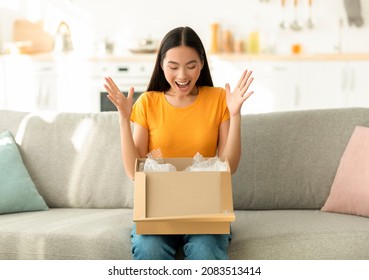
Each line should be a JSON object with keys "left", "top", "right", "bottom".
{"left": 54, "top": 21, "right": 73, "bottom": 52}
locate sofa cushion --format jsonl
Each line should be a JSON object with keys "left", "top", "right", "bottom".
{"left": 2, "top": 209, "right": 368, "bottom": 260}
{"left": 0, "top": 130, "right": 48, "bottom": 214}
{"left": 232, "top": 108, "right": 369, "bottom": 210}
{"left": 321, "top": 126, "right": 369, "bottom": 217}
{"left": 0, "top": 111, "right": 134, "bottom": 209}
{"left": 0, "top": 110, "right": 29, "bottom": 136}
{"left": 0, "top": 208, "right": 133, "bottom": 259}
{"left": 230, "top": 210, "right": 369, "bottom": 260}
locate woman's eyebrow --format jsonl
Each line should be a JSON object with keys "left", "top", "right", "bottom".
{"left": 167, "top": 60, "right": 198, "bottom": 65}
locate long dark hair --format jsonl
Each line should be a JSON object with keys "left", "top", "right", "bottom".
{"left": 147, "top": 26, "right": 213, "bottom": 91}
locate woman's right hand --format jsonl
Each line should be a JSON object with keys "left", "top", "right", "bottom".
{"left": 103, "top": 77, "right": 134, "bottom": 121}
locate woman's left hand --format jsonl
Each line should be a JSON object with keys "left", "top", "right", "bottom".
{"left": 225, "top": 69, "right": 254, "bottom": 117}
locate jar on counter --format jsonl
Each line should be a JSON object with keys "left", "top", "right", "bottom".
{"left": 247, "top": 31, "right": 260, "bottom": 54}
{"left": 210, "top": 22, "right": 220, "bottom": 54}
{"left": 221, "top": 28, "right": 234, "bottom": 53}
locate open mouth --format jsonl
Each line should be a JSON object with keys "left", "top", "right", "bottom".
{"left": 175, "top": 81, "right": 191, "bottom": 88}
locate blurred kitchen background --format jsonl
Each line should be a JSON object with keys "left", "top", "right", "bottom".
{"left": 0, "top": 0, "right": 368, "bottom": 113}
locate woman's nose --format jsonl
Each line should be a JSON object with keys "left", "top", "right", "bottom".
{"left": 177, "top": 67, "right": 187, "bottom": 78}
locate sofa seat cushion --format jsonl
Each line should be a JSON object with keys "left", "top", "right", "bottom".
{"left": 2, "top": 208, "right": 369, "bottom": 260}
{"left": 0, "top": 208, "right": 133, "bottom": 260}
{"left": 230, "top": 210, "right": 369, "bottom": 260}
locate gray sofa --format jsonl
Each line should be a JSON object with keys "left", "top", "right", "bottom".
{"left": 1, "top": 108, "right": 369, "bottom": 260}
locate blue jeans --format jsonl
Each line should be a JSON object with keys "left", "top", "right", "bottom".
{"left": 131, "top": 224, "right": 231, "bottom": 260}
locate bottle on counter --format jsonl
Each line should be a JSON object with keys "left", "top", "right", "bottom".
{"left": 210, "top": 22, "right": 220, "bottom": 54}
{"left": 247, "top": 15, "right": 261, "bottom": 54}
{"left": 247, "top": 31, "right": 260, "bottom": 54}
{"left": 233, "top": 33, "right": 245, "bottom": 53}
{"left": 221, "top": 27, "right": 234, "bottom": 53}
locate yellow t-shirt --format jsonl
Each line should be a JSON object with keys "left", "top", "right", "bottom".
{"left": 130, "top": 86, "right": 230, "bottom": 158}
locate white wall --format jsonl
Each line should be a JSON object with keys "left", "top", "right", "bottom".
{"left": 1, "top": 0, "right": 369, "bottom": 55}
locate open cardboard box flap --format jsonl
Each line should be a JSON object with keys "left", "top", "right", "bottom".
{"left": 133, "top": 157, "right": 235, "bottom": 234}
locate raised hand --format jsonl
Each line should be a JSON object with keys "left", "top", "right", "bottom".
{"left": 103, "top": 77, "right": 134, "bottom": 120}
{"left": 225, "top": 70, "right": 254, "bottom": 117}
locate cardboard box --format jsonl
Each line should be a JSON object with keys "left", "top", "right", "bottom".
{"left": 133, "top": 158, "right": 235, "bottom": 235}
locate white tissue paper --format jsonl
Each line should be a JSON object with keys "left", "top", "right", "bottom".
{"left": 140, "top": 150, "right": 227, "bottom": 172}
{"left": 143, "top": 158, "right": 177, "bottom": 172}
{"left": 185, "top": 152, "right": 228, "bottom": 171}
{"left": 142, "top": 148, "right": 176, "bottom": 172}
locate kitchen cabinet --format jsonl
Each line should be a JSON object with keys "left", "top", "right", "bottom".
{"left": 3, "top": 57, "right": 60, "bottom": 112}
{"left": 345, "top": 61, "right": 369, "bottom": 107}
{"left": 2, "top": 55, "right": 96, "bottom": 112}
{"left": 298, "top": 61, "right": 369, "bottom": 110}
{"left": 33, "top": 61, "right": 58, "bottom": 111}
{"left": 297, "top": 61, "right": 348, "bottom": 110}
{"left": 211, "top": 59, "right": 299, "bottom": 114}
{"left": 2, "top": 56, "right": 39, "bottom": 112}
{"left": 212, "top": 57, "right": 369, "bottom": 114}
{"left": 2, "top": 54, "right": 369, "bottom": 114}
{"left": 1, "top": 55, "right": 154, "bottom": 113}
{"left": 29, "top": 57, "right": 153, "bottom": 113}
{"left": 53, "top": 56, "right": 95, "bottom": 112}
{"left": 0, "top": 58, "right": 5, "bottom": 109}
{"left": 246, "top": 60, "right": 299, "bottom": 113}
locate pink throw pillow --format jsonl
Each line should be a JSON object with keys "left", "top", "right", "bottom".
{"left": 321, "top": 126, "right": 369, "bottom": 217}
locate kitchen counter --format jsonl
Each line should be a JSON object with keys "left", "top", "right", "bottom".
{"left": 0, "top": 52, "right": 157, "bottom": 62}
{"left": 3, "top": 52, "right": 369, "bottom": 62}
{"left": 209, "top": 53, "right": 369, "bottom": 61}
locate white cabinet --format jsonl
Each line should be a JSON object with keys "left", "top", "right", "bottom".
{"left": 346, "top": 61, "right": 369, "bottom": 107}
{"left": 2, "top": 56, "right": 38, "bottom": 112}
{"left": 2, "top": 55, "right": 368, "bottom": 113}
{"left": 3, "top": 57, "right": 59, "bottom": 112}
{"left": 297, "top": 61, "right": 348, "bottom": 110}
{"left": 0, "top": 58, "right": 5, "bottom": 109}
{"left": 1, "top": 55, "right": 153, "bottom": 113}
{"left": 211, "top": 59, "right": 299, "bottom": 114}
{"left": 212, "top": 58, "right": 369, "bottom": 113}
{"left": 33, "top": 61, "right": 58, "bottom": 111}
{"left": 2, "top": 55, "right": 96, "bottom": 112}
{"left": 53, "top": 56, "right": 95, "bottom": 112}
{"left": 246, "top": 61, "right": 299, "bottom": 113}
{"left": 298, "top": 61, "right": 369, "bottom": 110}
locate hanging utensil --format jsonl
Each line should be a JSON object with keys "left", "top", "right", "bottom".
{"left": 290, "top": 0, "right": 302, "bottom": 31}
{"left": 279, "top": 0, "right": 287, "bottom": 29}
{"left": 307, "top": 0, "right": 314, "bottom": 29}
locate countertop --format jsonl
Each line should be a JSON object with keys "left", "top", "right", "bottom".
{"left": 210, "top": 53, "right": 369, "bottom": 61}
{"left": 2, "top": 52, "right": 369, "bottom": 62}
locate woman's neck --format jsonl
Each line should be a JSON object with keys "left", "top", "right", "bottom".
{"left": 164, "top": 86, "right": 199, "bottom": 108}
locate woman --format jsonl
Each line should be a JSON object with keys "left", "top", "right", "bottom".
{"left": 104, "top": 26, "right": 254, "bottom": 260}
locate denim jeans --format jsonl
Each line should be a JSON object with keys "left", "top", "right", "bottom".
{"left": 131, "top": 224, "right": 231, "bottom": 260}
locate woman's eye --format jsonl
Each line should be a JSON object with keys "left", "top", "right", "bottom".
{"left": 169, "top": 67, "right": 178, "bottom": 70}
{"left": 188, "top": 66, "right": 196, "bottom": 70}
